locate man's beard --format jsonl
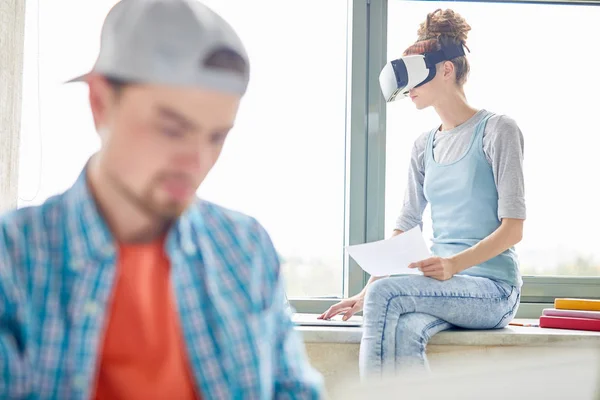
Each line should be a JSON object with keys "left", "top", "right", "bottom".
{"left": 108, "top": 171, "right": 192, "bottom": 223}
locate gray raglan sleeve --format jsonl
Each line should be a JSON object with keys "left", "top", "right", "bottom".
{"left": 483, "top": 115, "right": 527, "bottom": 220}
{"left": 395, "top": 133, "right": 429, "bottom": 232}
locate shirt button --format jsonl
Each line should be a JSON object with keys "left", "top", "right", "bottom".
{"left": 102, "top": 245, "right": 114, "bottom": 258}
{"left": 84, "top": 301, "right": 99, "bottom": 316}
{"left": 183, "top": 242, "right": 195, "bottom": 255}
{"left": 73, "top": 375, "right": 85, "bottom": 389}
{"left": 71, "top": 259, "right": 84, "bottom": 271}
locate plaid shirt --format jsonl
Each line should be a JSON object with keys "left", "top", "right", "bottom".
{"left": 0, "top": 169, "right": 323, "bottom": 400}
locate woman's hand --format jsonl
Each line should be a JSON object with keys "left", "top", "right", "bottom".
{"left": 318, "top": 273, "right": 388, "bottom": 321}
{"left": 318, "top": 293, "right": 365, "bottom": 321}
{"left": 408, "top": 256, "right": 456, "bottom": 281}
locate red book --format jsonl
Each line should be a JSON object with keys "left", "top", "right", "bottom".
{"left": 539, "top": 315, "right": 600, "bottom": 332}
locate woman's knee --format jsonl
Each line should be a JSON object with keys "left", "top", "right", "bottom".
{"left": 365, "top": 277, "right": 405, "bottom": 303}
{"left": 364, "top": 277, "right": 417, "bottom": 318}
{"left": 363, "top": 278, "right": 396, "bottom": 316}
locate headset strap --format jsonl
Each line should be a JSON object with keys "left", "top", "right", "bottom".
{"left": 424, "top": 43, "right": 466, "bottom": 67}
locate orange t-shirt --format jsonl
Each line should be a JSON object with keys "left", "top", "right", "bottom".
{"left": 93, "top": 237, "right": 200, "bottom": 400}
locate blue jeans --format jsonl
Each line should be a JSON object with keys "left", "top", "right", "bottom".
{"left": 359, "top": 275, "right": 521, "bottom": 378}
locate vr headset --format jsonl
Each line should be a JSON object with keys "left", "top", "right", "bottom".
{"left": 379, "top": 42, "right": 466, "bottom": 102}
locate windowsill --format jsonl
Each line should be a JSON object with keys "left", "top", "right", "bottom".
{"left": 295, "top": 316, "right": 600, "bottom": 346}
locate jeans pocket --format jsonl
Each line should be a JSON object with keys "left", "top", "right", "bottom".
{"left": 493, "top": 290, "right": 521, "bottom": 329}
{"left": 491, "top": 280, "right": 513, "bottom": 299}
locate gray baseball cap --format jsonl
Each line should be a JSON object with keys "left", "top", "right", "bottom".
{"left": 68, "top": 0, "right": 250, "bottom": 95}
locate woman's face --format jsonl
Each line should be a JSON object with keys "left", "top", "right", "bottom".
{"left": 408, "top": 62, "right": 451, "bottom": 110}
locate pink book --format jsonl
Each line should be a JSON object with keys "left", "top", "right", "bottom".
{"left": 542, "top": 308, "right": 600, "bottom": 320}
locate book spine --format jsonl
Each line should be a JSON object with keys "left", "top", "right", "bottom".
{"left": 539, "top": 316, "right": 600, "bottom": 332}
{"left": 554, "top": 298, "right": 600, "bottom": 312}
{"left": 542, "top": 308, "right": 600, "bottom": 320}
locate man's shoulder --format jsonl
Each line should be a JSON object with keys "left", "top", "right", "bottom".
{"left": 193, "top": 199, "right": 261, "bottom": 232}
{"left": 0, "top": 196, "right": 67, "bottom": 268}
{"left": 188, "top": 199, "right": 280, "bottom": 283}
{"left": 189, "top": 199, "right": 274, "bottom": 251}
{"left": 0, "top": 194, "right": 66, "bottom": 240}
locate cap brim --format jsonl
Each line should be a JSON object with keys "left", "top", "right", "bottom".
{"left": 64, "top": 73, "right": 91, "bottom": 84}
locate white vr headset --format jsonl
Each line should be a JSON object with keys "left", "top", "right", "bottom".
{"left": 379, "top": 43, "right": 466, "bottom": 102}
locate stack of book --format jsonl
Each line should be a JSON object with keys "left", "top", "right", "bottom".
{"left": 539, "top": 298, "right": 600, "bottom": 332}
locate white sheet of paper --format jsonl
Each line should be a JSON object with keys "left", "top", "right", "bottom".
{"left": 345, "top": 226, "right": 431, "bottom": 276}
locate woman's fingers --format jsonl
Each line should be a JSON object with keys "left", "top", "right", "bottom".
{"left": 420, "top": 257, "right": 439, "bottom": 267}
{"left": 342, "top": 311, "right": 356, "bottom": 321}
{"left": 424, "top": 271, "right": 441, "bottom": 280}
{"left": 423, "top": 268, "right": 452, "bottom": 280}
{"left": 342, "top": 302, "right": 363, "bottom": 321}
{"left": 319, "top": 302, "right": 353, "bottom": 320}
{"left": 323, "top": 307, "right": 351, "bottom": 320}
{"left": 409, "top": 257, "right": 439, "bottom": 269}
{"left": 422, "top": 266, "right": 444, "bottom": 279}
{"left": 420, "top": 265, "right": 440, "bottom": 273}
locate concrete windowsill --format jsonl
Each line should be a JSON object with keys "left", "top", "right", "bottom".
{"left": 294, "top": 316, "right": 600, "bottom": 347}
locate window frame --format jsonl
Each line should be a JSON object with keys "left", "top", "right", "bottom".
{"left": 10, "top": 0, "right": 598, "bottom": 316}
{"left": 290, "top": 0, "right": 600, "bottom": 318}
{"left": 289, "top": 0, "right": 386, "bottom": 313}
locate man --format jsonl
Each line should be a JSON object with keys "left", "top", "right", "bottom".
{"left": 0, "top": 0, "right": 323, "bottom": 399}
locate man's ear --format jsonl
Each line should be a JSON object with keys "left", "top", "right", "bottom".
{"left": 87, "top": 74, "right": 116, "bottom": 133}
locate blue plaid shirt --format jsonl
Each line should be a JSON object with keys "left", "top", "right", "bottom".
{"left": 0, "top": 169, "right": 323, "bottom": 400}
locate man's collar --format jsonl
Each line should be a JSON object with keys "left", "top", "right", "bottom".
{"left": 63, "top": 167, "right": 202, "bottom": 264}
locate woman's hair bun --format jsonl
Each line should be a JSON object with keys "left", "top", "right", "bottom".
{"left": 417, "top": 9, "right": 471, "bottom": 44}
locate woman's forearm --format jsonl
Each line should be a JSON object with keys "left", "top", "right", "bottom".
{"left": 449, "top": 218, "right": 524, "bottom": 273}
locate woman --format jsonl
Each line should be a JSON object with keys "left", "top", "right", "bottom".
{"left": 319, "top": 9, "right": 525, "bottom": 377}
